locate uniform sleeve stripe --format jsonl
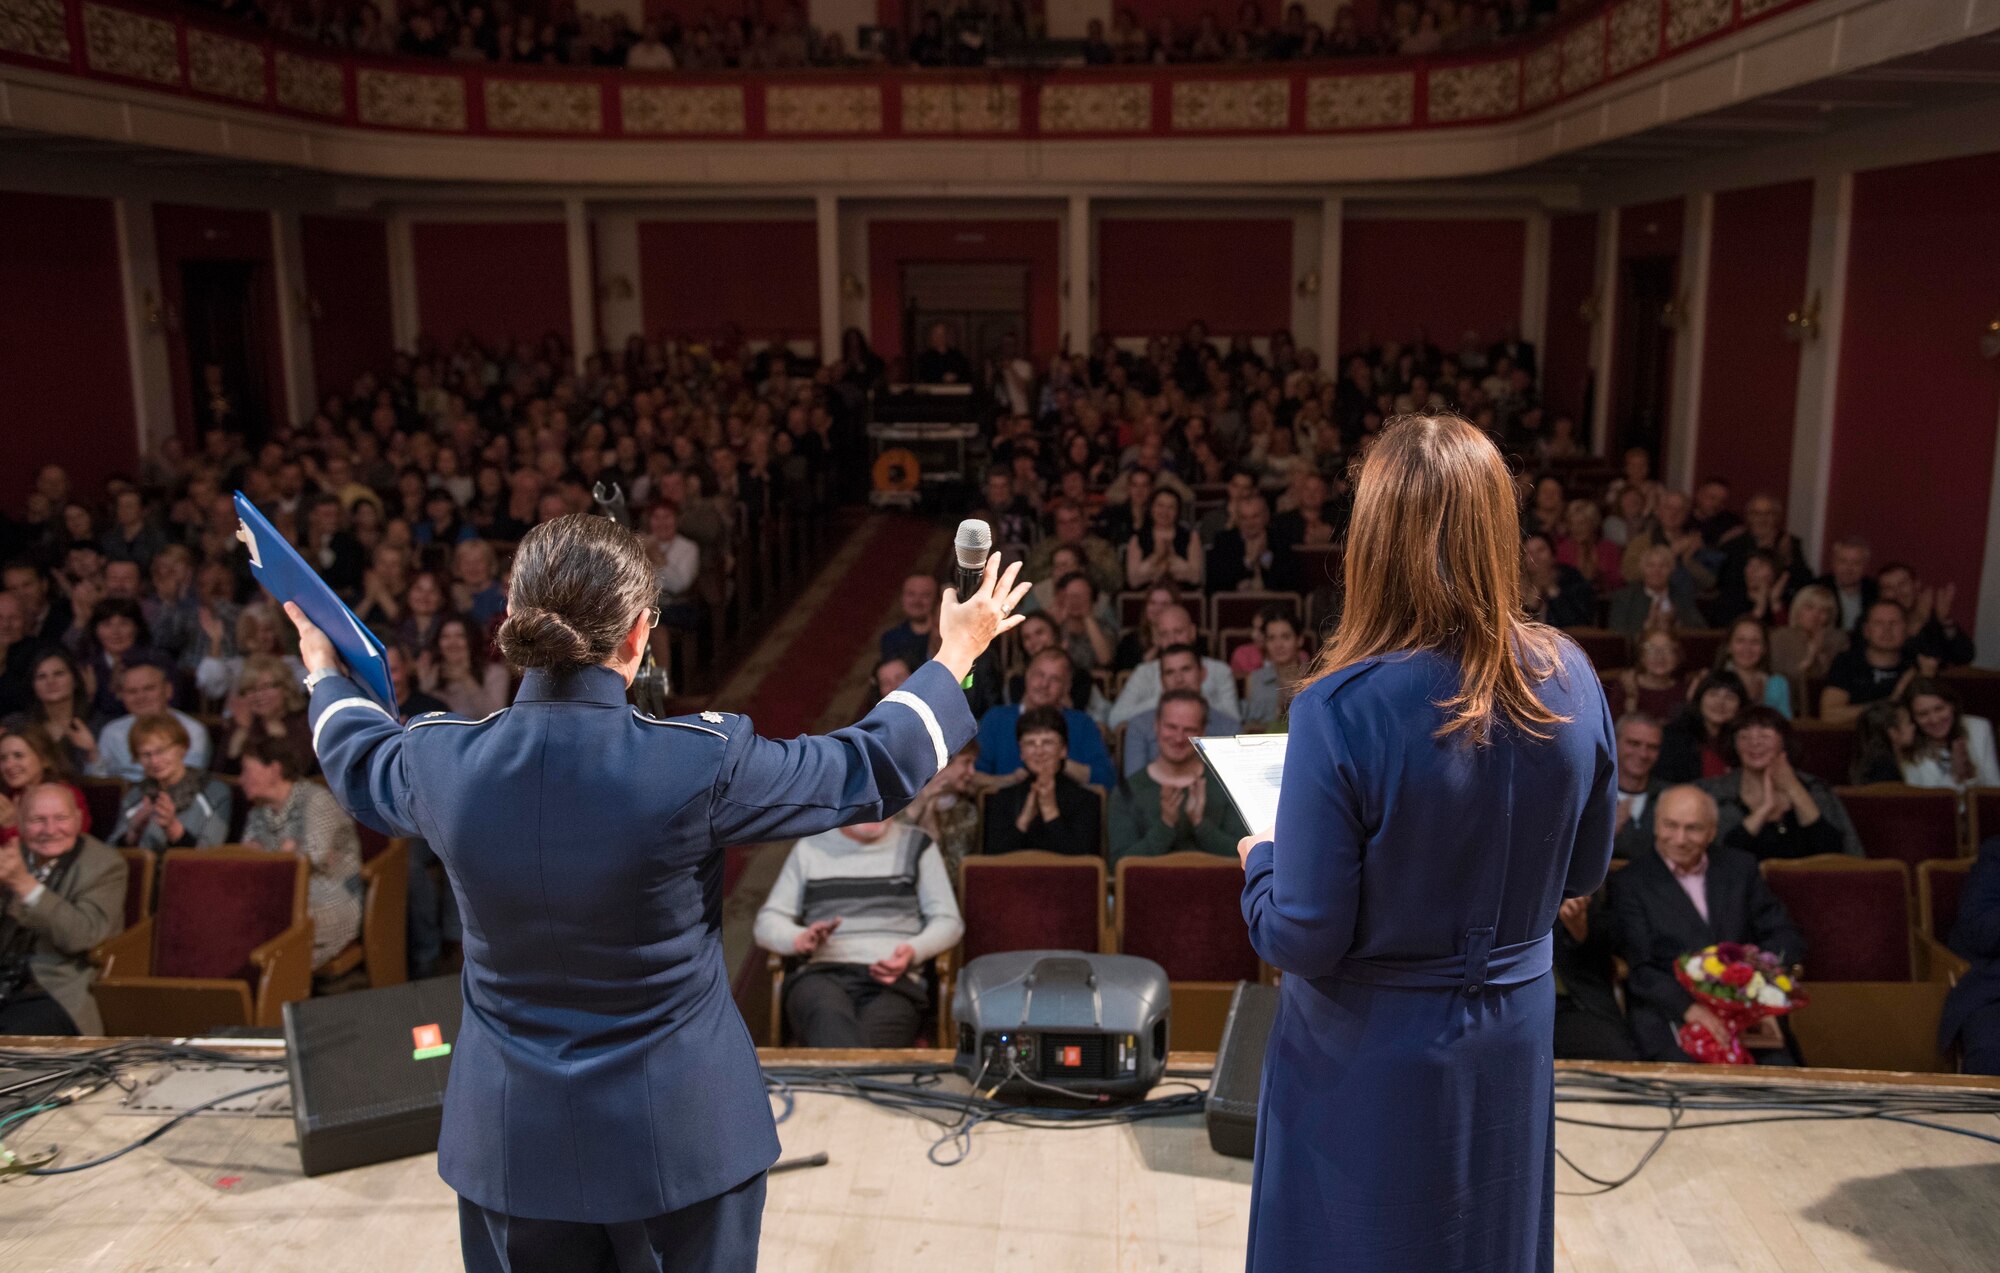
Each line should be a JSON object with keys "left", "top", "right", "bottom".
{"left": 312, "top": 696, "right": 396, "bottom": 752}
{"left": 882, "top": 690, "right": 948, "bottom": 773}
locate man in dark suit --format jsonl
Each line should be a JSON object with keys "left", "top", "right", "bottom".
{"left": 1940, "top": 836, "right": 2000, "bottom": 1075}
{"left": 1205, "top": 493, "right": 1298, "bottom": 595}
{"left": 1611, "top": 712, "right": 1665, "bottom": 860}
{"left": 1606, "top": 545, "right": 1704, "bottom": 643}
{"left": 1811, "top": 535, "right": 1878, "bottom": 632}
{"left": 1609, "top": 785, "right": 1806, "bottom": 1063}
{"left": 1553, "top": 892, "right": 1637, "bottom": 1060}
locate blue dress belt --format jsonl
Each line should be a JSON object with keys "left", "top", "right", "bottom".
{"left": 1316, "top": 929, "right": 1553, "bottom": 996}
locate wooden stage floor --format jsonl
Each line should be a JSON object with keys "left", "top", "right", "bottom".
{"left": 2, "top": 1048, "right": 1998, "bottom": 1272}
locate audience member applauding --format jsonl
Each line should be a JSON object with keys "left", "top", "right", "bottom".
{"left": 0, "top": 783, "right": 127, "bottom": 1035}
{"left": 1602, "top": 447, "right": 1663, "bottom": 519}
{"left": 1520, "top": 532, "right": 1594, "bottom": 629}
{"left": 8, "top": 650, "right": 96, "bottom": 774}
{"left": 1878, "top": 563, "right": 1977, "bottom": 669}
{"left": 1107, "top": 605, "right": 1239, "bottom": 732}
{"left": 1123, "top": 488, "right": 1203, "bottom": 591}
{"left": 452, "top": 539, "right": 508, "bottom": 628}
{"left": 1898, "top": 678, "right": 2000, "bottom": 790}
{"left": 1819, "top": 600, "right": 1917, "bottom": 725}
{"left": 975, "top": 649, "right": 1116, "bottom": 789}
{"left": 394, "top": 570, "right": 451, "bottom": 655}
{"left": 1111, "top": 584, "right": 1181, "bottom": 673}
{"left": 901, "top": 742, "right": 981, "bottom": 885}
{"left": 1552, "top": 890, "right": 1638, "bottom": 1061}
{"left": 1607, "top": 544, "right": 1699, "bottom": 642}
{"left": 1242, "top": 608, "right": 1307, "bottom": 730}
{"left": 92, "top": 661, "right": 212, "bottom": 782}
{"left": 1769, "top": 584, "right": 1848, "bottom": 699}
{"left": 1851, "top": 699, "right": 1917, "bottom": 785}
{"left": 1045, "top": 572, "right": 1115, "bottom": 674}
{"left": 80, "top": 598, "right": 157, "bottom": 722}
{"left": 643, "top": 500, "right": 701, "bottom": 630}
{"left": 1714, "top": 617, "right": 1792, "bottom": 717}
{"left": 194, "top": 602, "right": 303, "bottom": 704}
{"left": 1614, "top": 630, "right": 1692, "bottom": 724}
{"left": 1715, "top": 493, "right": 1808, "bottom": 621}
{"left": 219, "top": 654, "right": 311, "bottom": 775}
{"left": 1556, "top": 500, "right": 1623, "bottom": 593}
{"left": 4, "top": 559, "right": 71, "bottom": 648}
{"left": 108, "top": 714, "right": 231, "bottom": 852}
{"left": 1699, "top": 707, "right": 1862, "bottom": 860}
{"left": 879, "top": 574, "right": 940, "bottom": 673}
{"left": 1611, "top": 712, "right": 1666, "bottom": 860}
{"left": 1620, "top": 489, "right": 1715, "bottom": 597}
{"left": 753, "top": 819, "right": 962, "bottom": 1048}
{"left": 0, "top": 726, "right": 86, "bottom": 849}
{"left": 982, "top": 708, "right": 1102, "bottom": 858}
{"left": 1121, "top": 644, "right": 1240, "bottom": 775}
{"left": 239, "top": 733, "right": 361, "bottom": 970}
{"left": 1939, "top": 835, "right": 2000, "bottom": 1075}
{"left": 1108, "top": 691, "right": 1248, "bottom": 865}
{"left": 1814, "top": 535, "right": 1876, "bottom": 631}
{"left": 422, "top": 616, "right": 511, "bottom": 718}
{"left": 1657, "top": 670, "right": 1744, "bottom": 783}
{"left": 1205, "top": 493, "right": 1296, "bottom": 594}
{"left": 1003, "top": 613, "right": 1097, "bottom": 716}
{"left": 1025, "top": 500, "right": 1122, "bottom": 596}
{"left": 1609, "top": 785, "right": 1804, "bottom": 1064}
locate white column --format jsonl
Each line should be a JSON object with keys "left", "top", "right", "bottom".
{"left": 112, "top": 198, "right": 175, "bottom": 453}
{"left": 1520, "top": 208, "right": 1550, "bottom": 357}
{"left": 1064, "top": 193, "right": 1092, "bottom": 356}
{"left": 564, "top": 199, "right": 596, "bottom": 373}
{"left": 816, "top": 193, "right": 841, "bottom": 363}
{"left": 386, "top": 212, "right": 419, "bottom": 352}
{"left": 1665, "top": 193, "right": 1713, "bottom": 490}
{"left": 1787, "top": 173, "right": 1852, "bottom": 561}
{"left": 1588, "top": 207, "right": 1620, "bottom": 455}
{"left": 594, "top": 209, "right": 644, "bottom": 352}
{"left": 1317, "top": 197, "right": 1343, "bottom": 361}
{"left": 268, "top": 209, "right": 317, "bottom": 427}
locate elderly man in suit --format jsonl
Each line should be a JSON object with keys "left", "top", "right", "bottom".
{"left": 1607, "top": 545, "right": 1704, "bottom": 643}
{"left": 0, "top": 784, "right": 128, "bottom": 1035}
{"left": 1940, "top": 836, "right": 2000, "bottom": 1074}
{"left": 1608, "top": 784, "right": 1805, "bottom": 1063}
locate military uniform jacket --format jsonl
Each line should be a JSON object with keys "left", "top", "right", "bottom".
{"left": 307, "top": 659, "right": 975, "bottom": 1223}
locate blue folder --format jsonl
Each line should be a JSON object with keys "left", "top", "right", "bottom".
{"left": 233, "top": 492, "right": 397, "bottom": 715}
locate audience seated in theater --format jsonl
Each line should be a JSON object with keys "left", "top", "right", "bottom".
{"left": 1108, "top": 690, "right": 1248, "bottom": 865}
{"left": 194, "top": 602, "right": 305, "bottom": 704}
{"left": 0, "top": 593, "right": 30, "bottom": 718}
{"left": 1122, "top": 645, "right": 1240, "bottom": 775}
{"left": 1019, "top": 546, "right": 1114, "bottom": 628}
{"left": 1602, "top": 448, "right": 1664, "bottom": 522}
{"left": 1094, "top": 466, "right": 1155, "bottom": 551}
{"left": 301, "top": 494, "right": 367, "bottom": 599}
{"left": 1619, "top": 489, "right": 1715, "bottom": 597}
{"left": 1043, "top": 572, "right": 1115, "bottom": 675}
{"left": 0, "top": 783, "right": 127, "bottom": 1036}
{"left": 1697, "top": 706, "right": 1862, "bottom": 861}
{"left": 981, "top": 707, "right": 1102, "bottom": 859}
{"left": 1819, "top": 600, "right": 1918, "bottom": 725}
{"left": 865, "top": 657, "right": 912, "bottom": 713}
{"left": 387, "top": 642, "right": 448, "bottom": 720}
{"left": 975, "top": 649, "right": 1115, "bottom": 789}
{"left": 879, "top": 573, "right": 940, "bottom": 674}
{"left": 1602, "top": 484, "right": 1650, "bottom": 548}
{"left": 1123, "top": 488, "right": 1204, "bottom": 591}
{"left": 1205, "top": 492, "right": 1297, "bottom": 595}
{"left": 7, "top": 650, "right": 96, "bottom": 774}
{"left": 1524, "top": 476, "right": 1567, "bottom": 540}
{"left": 1656, "top": 670, "right": 1745, "bottom": 784}
{"left": 1850, "top": 699, "right": 1916, "bottom": 785}
{"left": 238, "top": 733, "right": 361, "bottom": 970}
{"left": 1614, "top": 630, "right": 1692, "bottom": 725}
{"left": 1107, "top": 605, "right": 1240, "bottom": 732}
{"left": 1939, "top": 836, "right": 2000, "bottom": 1076}
{"left": 4, "top": 560, "right": 71, "bottom": 649}
{"left": 1607, "top": 544, "right": 1701, "bottom": 643}
{"left": 1769, "top": 583, "right": 1848, "bottom": 697}
{"left": 393, "top": 570, "right": 451, "bottom": 656}
{"left": 1002, "top": 613, "right": 1098, "bottom": 717}
{"left": 1898, "top": 678, "right": 2000, "bottom": 790}
{"left": 1024, "top": 500, "right": 1122, "bottom": 597}
{"left": 1609, "top": 785, "right": 1804, "bottom": 1064}
{"left": 1552, "top": 890, "right": 1639, "bottom": 1061}
{"left": 900, "top": 741, "right": 980, "bottom": 886}
{"left": 976, "top": 470, "right": 1039, "bottom": 560}
{"left": 79, "top": 598, "right": 160, "bottom": 722}
{"left": 108, "top": 713, "right": 231, "bottom": 852}
{"left": 1689, "top": 477, "right": 1743, "bottom": 550}
{"left": 1813, "top": 535, "right": 1877, "bottom": 631}
{"left": 92, "top": 660, "right": 213, "bottom": 783}
{"left": 914, "top": 321, "right": 972, "bottom": 385}
{"left": 1878, "top": 563, "right": 1977, "bottom": 669}
{"left": 1714, "top": 493, "right": 1808, "bottom": 622}
{"left": 218, "top": 654, "right": 312, "bottom": 777}
{"left": 753, "top": 818, "right": 962, "bottom": 1048}
{"left": 1242, "top": 608, "right": 1307, "bottom": 730}
{"left": 1111, "top": 584, "right": 1182, "bottom": 673}
{"left": 144, "top": 545, "right": 201, "bottom": 671}
{"left": 421, "top": 616, "right": 511, "bottom": 719}
{"left": 642, "top": 500, "right": 701, "bottom": 630}
{"left": 1611, "top": 712, "right": 1666, "bottom": 861}
{"left": 451, "top": 539, "right": 508, "bottom": 629}
{"left": 1520, "top": 532, "right": 1594, "bottom": 629}
{"left": 0, "top": 726, "right": 87, "bottom": 849}
{"left": 1713, "top": 617, "right": 1792, "bottom": 718}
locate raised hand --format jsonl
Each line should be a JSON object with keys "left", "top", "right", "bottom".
{"left": 937, "top": 553, "right": 1031, "bottom": 682}
{"left": 281, "top": 601, "right": 340, "bottom": 675}
{"left": 793, "top": 917, "right": 840, "bottom": 956}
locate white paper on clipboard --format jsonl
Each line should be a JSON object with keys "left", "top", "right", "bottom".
{"left": 1192, "top": 734, "right": 1289, "bottom": 834}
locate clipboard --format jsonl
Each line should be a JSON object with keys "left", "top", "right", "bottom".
{"left": 1192, "top": 734, "right": 1288, "bottom": 835}
{"left": 233, "top": 492, "right": 397, "bottom": 715}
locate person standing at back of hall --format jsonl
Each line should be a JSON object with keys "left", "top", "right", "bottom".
{"left": 1237, "top": 414, "right": 1616, "bottom": 1273}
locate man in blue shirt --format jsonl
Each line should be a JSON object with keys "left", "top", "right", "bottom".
{"left": 973, "top": 647, "right": 1115, "bottom": 788}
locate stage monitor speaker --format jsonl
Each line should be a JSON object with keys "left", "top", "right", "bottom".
{"left": 1205, "top": 981, "right": 1278, "bottom": 1160}
{"left": 283, "top": 975, "right": 463, "bottom": 1177}
{"left": 952, "top": 951, "right": 1170, "bottom": 1100}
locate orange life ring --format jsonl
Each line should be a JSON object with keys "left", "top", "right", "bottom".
{"left": 872, "top": 448, "right": 921, "bottom": 492}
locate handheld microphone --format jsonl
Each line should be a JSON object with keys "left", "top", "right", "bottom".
{"left": 952, "top": 520, "right": 993, "bottom": 692}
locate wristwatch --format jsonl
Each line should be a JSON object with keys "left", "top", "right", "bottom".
{"left": 303, "top": 667, "right": 340, "bottom": 693}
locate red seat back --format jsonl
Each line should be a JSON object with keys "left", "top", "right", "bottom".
{"left": 1976, "top": 789, "right": 2000, "bottom": 851}
{"left": 153, "top": 851, "right": 302, "bottom": 982}
{"left": 1792, "top": 725, "right": 1858, "bottom": 787}
{"left": 1762, "top": 859, "right": 1911, "bottom": 981}
{"left": 1211, "top": 591, "right": 1297, "bottom": 634}
{"left": 1837, "top": 786, "right": 1961, "bottom": 867}
{"left": 1942, "top": 670, "right": 2000, "bottom": 725}
{"left": 1292, "top": 544, "right": 1341, "bottom": 591}
{"left": 355, "top": 822, "right": 391, "bottom": 864}
{"left": 116, "top": 848, "right": 153, "bottom": 929}
{"left": 960, "top": 856, "right": 1103, "bottom": 962}
{"left": 77, "top": 778, "right": 124, "bottom": 838}
{"left": 1117, "top": 858, "right": 1259, "bottom": 982}
{"left": 1676, "top": 629, "right": 1726, "bottom": 671}
{"left": 1920, "top": 859, "right": 1973, "bottom": 947}
{"left": 1569, "top": 629, "right": 1629, "bottom": 673}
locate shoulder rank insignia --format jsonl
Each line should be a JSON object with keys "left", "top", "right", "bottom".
{"left": 700, "top": 711, "right": 725, "bottom": 724}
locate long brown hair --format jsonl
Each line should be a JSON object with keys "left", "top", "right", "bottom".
{"left": 1303, "top": 414, "right": 1567, "bottom": 743}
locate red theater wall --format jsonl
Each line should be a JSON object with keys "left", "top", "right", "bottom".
{"left": 0, "top": 191, "right": 135, "bottom": 502}
{"left": 1541, "top": 212, "right": 1597, "bottom": 424}
{"left": 639, "top": 220, "right": 818, "bottom": 345}
{"left": 866, "top": 218, "right": 1061, "bottom": 362}
{"left": 411, "top": 220, "right": 571, "bottom": 349}
{"left": 1827, "top": 152, "right": 2000, "bottom": 616}
{"left": 151, "top": 202, "right": 285, "bottom": 441}
{"left": 1338, "top": 217, "right": 1525, "bottom": 356}
{"left": 300, "top": 215, "right": 393, "bottom": 399}
{"left": 1097, "top": 218, "right": 1293, "bottom": 338}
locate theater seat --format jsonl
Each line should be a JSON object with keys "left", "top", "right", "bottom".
{"left": 1790, "top": 721, "right": 1859, "bottom": 786}
{"left": 951, "top": 851, "right": 1108, "bottom": 1030}
{"left": 765, "top": 949, "right": 953, "bottom": 1048}
{"left": 317, "top": 834, "right": 409, "bottom": 990}
{"left": 1210, "top": 590, "right": 1298, "bottom": 637}
{"left": 1566, "top": 628, "right": 1629, "bottom": 672}
{"left": 1760, "top": 856, "right": 1951, "bottom": 1072}
{"left": 1835, "top": 784, "right": 1961, "bottom": 868}
{"left": 1973, "top": 788, "right": 2000, "bottom": 851}
{"left": 1675, "top": 629, "right": 1727, "bottom": 671}
{"left": 1943, "top": 669, "right": 2000, "bottom": 725}
{"left": 1917, "top": 858, "right": 1975, "bottom": 984}
{"left": 1292, "top": 543, "right": 1341, "bottom": 591}
{"left": 76, "top": 777, "right": 125, "bottom": 839}
{"left": 91, "top": 848, "right": 314, "bottom": 1036}
{"left": 1115, "top": 852, "right": 1267, "bottom": 1050}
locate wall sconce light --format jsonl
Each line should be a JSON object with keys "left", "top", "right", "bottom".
{"left": 1659, "top": 296, "right": 1688, "bottom": 329}
{"left": 1982, "top": 318, "right": 2000, "bottom": 360}
{"left": 1783, "top": 292, "right": 1820, "bottom": 344}
{"left": 1578, "top": 295, "right": 1601, "bottom": 325}
{"left": 597, "top": 275, "right": 635, "bottom": 303}
{"left": 840, "top": 272, "right": 865, "bottom": 301}
{"left": 1296, "top": 270, "right": 1321, "bottom": 298}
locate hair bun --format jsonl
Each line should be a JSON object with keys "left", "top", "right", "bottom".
{"left": 497, "top": 607, "right": 592, "bottom": 669}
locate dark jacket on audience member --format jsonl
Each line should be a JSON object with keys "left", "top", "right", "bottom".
{"left": 982, "top": 775, "right": 1101, "bottom": 858}
{"left": 1608, "top": 844, "right": 1805, "bottom": 1063}
{"left": 1940, "top": 836, "right": 2000, "bottom": 1070}
{"left": 1697, "top": 772, "right": 1864, "bottom": 860}
{"left": 1204, "top": 527, "right": 1300, "bottom": 595}
{"left": 1552, "top": 892, "right": 1638, "bottom": 1061}
{"left": 1811, "top": 573, "right": 1878, "bottom": 631}
{"left": 1613, "top": 778, "right": 1666, "bottom": 860}
{"left": 1540, "top": 564, "right": 1597, "bottom": 629}
{"left": 1606, "top": 580, "right": 1704, "bottom": 643}
{"left": 1908, "top": 618, "right": 1977, "bottom": 670}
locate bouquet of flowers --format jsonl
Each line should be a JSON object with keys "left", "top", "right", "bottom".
{"left": 1672, "top": 942, "right": 1807, "bottom": 1065}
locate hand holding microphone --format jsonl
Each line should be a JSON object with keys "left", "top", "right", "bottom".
{"left": 937, "top": 526, "right": 1030, "bottom": 686}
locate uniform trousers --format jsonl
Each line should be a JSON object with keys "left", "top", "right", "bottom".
{"left": 458, "top": 1171, "right": 766, "bottom": 1273}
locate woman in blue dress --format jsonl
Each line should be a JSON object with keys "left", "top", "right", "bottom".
{"left": 1238, "top": 414, "right": 1617, "bottom": 1273}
